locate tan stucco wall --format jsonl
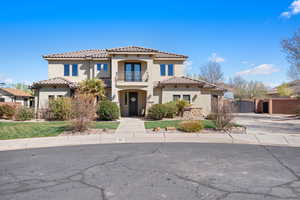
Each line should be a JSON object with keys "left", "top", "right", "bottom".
{"left": 161, "top": 86, "right": 212, "bottom": 115}
{"left": 37, "top": 87, "right": 71, "bottom": 109}
{"left": 48, "top": 60, "right": 110, "bottom": 82}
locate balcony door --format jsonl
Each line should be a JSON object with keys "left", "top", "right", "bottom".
{"left": 125, "top": 63, "right": 141, "bottom": 82}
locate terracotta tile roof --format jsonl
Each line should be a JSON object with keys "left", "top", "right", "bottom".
{"left": 0, "top": 88, "right": 32, "bottom": 97}
{"left": 43, "top": 46, "right": 188, "bottom": 59}
{"left": 31, "top": 77, "right": 111, "bottom": 89}
{"left": 157, "top": 76, "right": 226, "bottom": 91}
{"left": 31, "top": 77, "right": 78, "bottom": 89}
{"left": 106, "top": 46, "right": 159, "bottom": 52}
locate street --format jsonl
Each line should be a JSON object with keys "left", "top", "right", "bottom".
{"left": 1, "top": 143, "right": 300, "bottom": 200}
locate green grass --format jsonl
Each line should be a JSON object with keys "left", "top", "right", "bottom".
{"left": 144, "top": 120, "right": 216, "bottom": 129}
{"left": 0, "top": 121, "right": 119, "bottom": 140}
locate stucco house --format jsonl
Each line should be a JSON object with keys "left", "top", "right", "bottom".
{"left": 0, "top": 88, "right": 33, "bottom": 107}
{"left": 31, "top": 46, "right": 225, "bottom": 117}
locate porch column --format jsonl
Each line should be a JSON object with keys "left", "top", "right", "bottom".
{"left": 111, "top": 58, "right": 119, "bottom": 103}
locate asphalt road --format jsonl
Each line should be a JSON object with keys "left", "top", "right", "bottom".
{"left": 1, "top": 143, "right": 300, "bottom": 200}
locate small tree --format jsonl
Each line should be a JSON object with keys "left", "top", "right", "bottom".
{"left": 78, "top": 79, "right": 105, "bottom": 101}
{"left": 176, "top": 100, "right": 190, "bottom": 117}
{"left": 277, "top": 83, "right": 293, "bottom": 97}
{"left": 282, "top": 29, "right": 300, "bottom": 80}
{"left": 199, "top": 61, "right": 224, "bottom": 84}
{"left": 214, "top": 101, "right": 234, "bottom": 130}
{"left": 71, "top": 94, "right": 96, "bottom": 132}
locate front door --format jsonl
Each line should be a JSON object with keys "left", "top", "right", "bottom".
{"left": 129, "top": 92, "right": 138, "bottom": 116}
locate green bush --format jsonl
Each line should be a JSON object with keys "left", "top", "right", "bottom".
{"left": 48, "top": 97, "right": 72, "bottom": 120}
{"left": 176, "top": 100, "right": 190, "bottom": 116}
{"left": 206, "top": 113, "right": 217, "bottom": 120}
{"left": 97, "top": 100, "right": 120, "bottom": 121}
{"left": 15, "top": 107, "right": 34, "bottom": 121}
{"left": 0, "top": 104, "right": 16, "bottom": 119}
{"left": 164, "top": 102, "right": 178, "bottom": 118}
{"left": 178, "top": 120, "right": 203, "bottom": 132}
{"left": 147, "top": 104, "right": 168, "bottom": 120}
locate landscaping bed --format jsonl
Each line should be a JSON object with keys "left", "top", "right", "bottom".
{"left": 144, "top": 120, "right": 246, "bottom": 134}
{"left": 0, "top": 121, "right": 119, "bottom": 140}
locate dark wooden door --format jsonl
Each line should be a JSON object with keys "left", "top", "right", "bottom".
{"left": 129, "top": 92, "right": 138, "bottom": 116}
{"left": 263, "top": 102, "right": 269, "bottom": 113}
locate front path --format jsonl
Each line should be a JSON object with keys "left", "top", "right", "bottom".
{"left": 115, "top": 117, "right": 146, "bottom": 136}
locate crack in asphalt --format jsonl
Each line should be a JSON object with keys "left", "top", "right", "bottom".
{"left": 1, "top": 143, "right": 299, "bottom": 200}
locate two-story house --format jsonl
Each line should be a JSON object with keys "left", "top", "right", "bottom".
{"left": 31, "top": 46, "right": 225, "bottom": 117}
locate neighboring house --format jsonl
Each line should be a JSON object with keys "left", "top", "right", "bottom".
{"left": 31, "top": 46, "right": 225, "bottom": 116}
{"left": 267, "top": 80, "right": 300, "bottom": 98}
{"left": 0, "top": 88, "right": 33, "bottom": 107}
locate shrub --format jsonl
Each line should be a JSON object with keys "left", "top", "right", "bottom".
{"left": 147, "top": 104, "right": 168, "bottom": 120}
{"left": 206, "top": 113, "right": 217, "bottom": 120}
{"left": 214, "top": 102, "right": 234, "bottom": 130}
{"left": 176, "top": 100, "right": 190, "bottom": 117}
{"left": 97, "top": 100, "right": 120, "bottom": 121}
{"left": 164, "top": 102, "right": 178, "bottom": 118}
{"left": 15, "top": 107, "right": 34, "bottom": 121}
{"left": 0, "top": 104, "right": 16, "bottom": 119}
{"left": 71, "top": 94, "right": 96, "bottom": 132}
{"left": 178, "top": 121, "right": 203, "bottom": 132}
{"left": 48, "top": 97, "right": 72, "bottom": 120}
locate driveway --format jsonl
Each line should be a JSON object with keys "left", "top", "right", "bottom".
{"left": 234, "top": 113, "right": 300, "bottom": 135}
{"left": 1, "top": 143, "right": 300, "bottom": 200}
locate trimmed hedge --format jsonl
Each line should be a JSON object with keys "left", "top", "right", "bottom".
{"left": 97, "top": 100, "right": 120, "bottom": 121}
{"left": 178, "top": 120, "right": 204, "bottom": 132}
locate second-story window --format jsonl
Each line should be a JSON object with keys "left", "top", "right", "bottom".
{"left": 72, "top": 64, "right": 78, "bottom": 76}
{"left": 64, "top": 64, "right": 70, "bottom": 76}
{"left": 168, "top": 64, "right": 174, "bottom": 76}
{"left": 160, "top": 64, "right": 166, "bottom": 76}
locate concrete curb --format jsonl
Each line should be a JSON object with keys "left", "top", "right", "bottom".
{"left": 0, "top": 132, "right": 300, "bottom": 151}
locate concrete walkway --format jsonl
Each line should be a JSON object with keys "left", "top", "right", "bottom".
{"left": 0, "top": 131, "right": 300, "bottom": 151}
{"left": 115, "top": 117, "right": 146, "bottom": 136}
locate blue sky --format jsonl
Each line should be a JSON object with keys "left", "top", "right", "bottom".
{"left": 0, "top": 0, "right": 299, "bottom": 87}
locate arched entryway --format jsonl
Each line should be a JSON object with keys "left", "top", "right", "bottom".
{"left": 118, "top": 89, "right": 147, "bottom": 117}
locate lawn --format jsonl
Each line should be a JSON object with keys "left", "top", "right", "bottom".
{"left": 144, "top": 120, "right": 216, "bottom": 129}
{"left": 0, "top": 121, "right": 120, "bottom": 140}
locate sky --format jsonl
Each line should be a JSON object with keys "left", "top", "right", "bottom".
{"left": 0, "top": 0, "right": 299, "bottom": 88}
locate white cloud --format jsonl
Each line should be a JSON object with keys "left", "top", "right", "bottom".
{"left": 209, "top": 53, "right": 225, "bottom": 63}
{"left": 280, "top": 0, "right": 300, "bottom": 18}
{"left": 235, "top": 64, "right": 280, "bottom": 76}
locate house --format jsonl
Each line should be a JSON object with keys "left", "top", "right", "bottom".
{"left": 31, "top": 46, "right": 225, "bottom": 117}
{"left": 0, "top": 88, "right": 33, "bottom": 107}
{"left": 267, "top": 80, "right": 300, "bottom": 98}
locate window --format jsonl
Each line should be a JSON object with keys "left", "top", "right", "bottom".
{"left": 97, "top": 63, "right": 108, "bottom": 72}
{"left": 173, "top": 95, "right": 181, "bottom": 101}
{"left": 97, "top": 64, "right": 101, "bottom": 71}
{"left": 168, "top": 64, "right": 174, "bottom": 76}
{"left": 48, "top": 95, "right": 55, "bottom": 101}
{"left": 160, "top": 64, "right": 166, "bottom": 76}
{"left": 0, "top": 98, "right": 5, "bottom": 102}
{"left": 183, "top": 95, "right": 191, "bottom": 103}
{"left": 72, "top": 64, "right": 78, "bottom": 76}
{"left": 103, "top": 64, "right": 108, "bottom": 72}
{"left": 125, "top": 63, "right": 141, "bottom": 81}
{"left": 64, "top": 64, "right": 70, "bottom": 76}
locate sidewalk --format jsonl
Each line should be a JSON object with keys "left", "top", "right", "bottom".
{"left": 0, "top": 131, "right": 300, "bottom": 151}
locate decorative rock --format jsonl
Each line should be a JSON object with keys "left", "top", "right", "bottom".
{"left": 165, "top": 127, "right": 176, "bottom": 131}
{"left": 153, "top": 127, "right": 161, "bottom": 132}
{"left": 102, "top": 128, "right": 108, "bottom": 132}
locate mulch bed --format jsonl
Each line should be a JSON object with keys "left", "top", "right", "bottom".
{"left": 60, "top": 128, "right": 115, "bottom": 136}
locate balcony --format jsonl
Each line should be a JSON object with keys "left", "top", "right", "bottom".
{"left": 116, "top": 71, "right": 149, "bottom": 87}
